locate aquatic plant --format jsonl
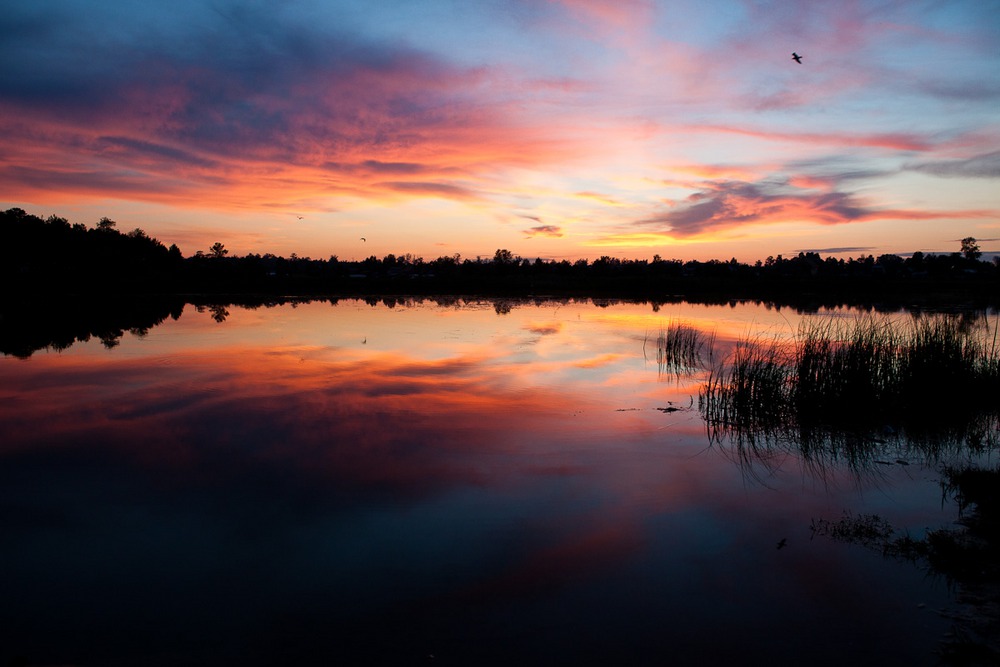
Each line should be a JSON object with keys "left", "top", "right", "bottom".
{"left": 700, "top": 335, "right": 793, "bottom": 432}
{"left": 793, "top": 315, "right": 904, "bottom": 425}
{"left": 903, "top": 315, "right": 999, "bottom": 407}
{"left": 700, "top": 313, "right": 1000, "bottom": 465}
{"left": 652, "top": 320, "right": 715, "bottom": 378}
{"left": 809, "top": 511, "right": 927, "bottom": 561}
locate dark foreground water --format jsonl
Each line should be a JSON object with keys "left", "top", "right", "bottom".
{"left": 0, "top": 298, "right": 976, "bottom": 665}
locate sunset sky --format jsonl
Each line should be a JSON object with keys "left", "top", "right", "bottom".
{"left": 2, "top": 0, "right": 998, "bottom": 262}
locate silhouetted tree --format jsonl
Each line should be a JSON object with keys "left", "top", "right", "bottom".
{"left": 493, "top": 248, "right": 516, "bottom": 265}
{"left": 96, "top": 216, "right": 116, "bottom": 231}
{"left": 209, "top": 242, "right": 228, "bottom": 259}
{"left": 961, "top": 237, "right": 982, "bottom": 261}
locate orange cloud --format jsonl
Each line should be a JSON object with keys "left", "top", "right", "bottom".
{"left": 575, "top": 191, "right": 625, "bottom": 206}
{"left": 524, "top": 225, "right": 564, "bottom": 238}
{"left": 668, "top": 164, "right": 770, "bottom": 182}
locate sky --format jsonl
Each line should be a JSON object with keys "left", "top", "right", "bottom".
{"left": 1, "top": 0, "right": 998, "bottom": 262}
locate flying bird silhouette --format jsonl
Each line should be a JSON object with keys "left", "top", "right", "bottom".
{"left": 792, "top": 52, "right": 802, "bottom": 64}
{"left": 360, "top": 237, "right": 366, "bottom": 242}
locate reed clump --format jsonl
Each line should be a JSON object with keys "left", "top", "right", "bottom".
{"left": 701, "top": 336, "right": 793, "bottom": 433}
{"left": 793, "top": 316, "right": 903, "bottom": 424}
{"left": 701, "top": 313, "right": 1000, "bottom": 445}
{"left": 652, "top": 320, "right": 715, "bottom": 378}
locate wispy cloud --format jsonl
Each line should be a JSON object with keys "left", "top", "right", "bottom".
{"left": 358, "top": 160, "right": 432, "bottom": 175}
{"left": 633, "top": 177, "right": 992, "bottom": 238}
{"left": 795, "top": 246, "right": 874, "bottom": 255}
{"left": 525, "top": 225, "right": 564, "bottom": 238}
{"left": 381, "top": 181, "right": 481, "bottom": 200}
{"left": 575, "top": 191, "right": 624, "bottom": 206}
{"left": 551, "top": 0, "right": 655, "bottom": 34}
{"left": 905, "top": 151, "right": 1000, "bottom": 179}
{"left": 918, "top": 80, "right": 1000, "bottom": 102}
{"left": 691, "top": 125, "right": 935, "bottom": 152}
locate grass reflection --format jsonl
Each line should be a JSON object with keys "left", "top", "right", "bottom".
{"left": 810, "top": 466, "right": 1000, "bottom": 664}
{"left": 646, "top": 320, "right": 716, "bottom": 381}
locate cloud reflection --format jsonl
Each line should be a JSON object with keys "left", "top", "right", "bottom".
{"left": 0, "top": 300, "right": 959, "bottom": 664}
{"left": 1, "top": 349, "right": 569, "bottom": 494}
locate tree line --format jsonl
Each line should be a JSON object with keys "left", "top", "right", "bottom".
{"left": 2, "top": 207, "right": 997, "bottom": 303}
{"left": 1, "top": 208, "right": 183, "bottom": 292}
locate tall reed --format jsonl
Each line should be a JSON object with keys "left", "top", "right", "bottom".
{"left": 902, "top": 315, "right": 996, "bottom": 406}
{"left": 701, "top": 313, "right": 1000, "bottom": 450}
{"left": 700, "top": 335, "right": 793, "bottom": 432}
{"left": 793, "top": 316, "right": 904, "bottom": 424}
{"left": 654, "top": 320, "right": 715, "bottom": 378}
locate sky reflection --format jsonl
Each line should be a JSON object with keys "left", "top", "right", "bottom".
{"left": 0, "top": 299, "right": 960, "bottom": 665}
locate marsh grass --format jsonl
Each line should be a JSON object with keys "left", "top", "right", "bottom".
{"left": 700, "top": 313, "right": 1000, "bottom": 463}
{"left": 794, "top": 316, "right": 904, "bottom": 424}
{"left": 650, "top": 320, "right": 715, "bottom": 378}
{"left": 701, "top": 335, "right": 793, "bottom": 432}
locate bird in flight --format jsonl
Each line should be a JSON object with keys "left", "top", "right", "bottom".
{"left": 360, "top": 237, "right": 366, "bottom": 242}
{"left": 792, "top": 52, "right": 802, "bottom": 64}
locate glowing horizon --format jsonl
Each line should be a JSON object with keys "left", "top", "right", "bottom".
{"left": 1, "top": 0, "right": 998, "bottom": 262}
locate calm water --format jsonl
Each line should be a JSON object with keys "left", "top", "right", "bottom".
{"left": 0, "top": 298, "right": 972, "bottom": 665}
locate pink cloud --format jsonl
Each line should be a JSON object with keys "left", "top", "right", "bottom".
{"left": 689, "top": 125, "right": 934, "bottom": 152}
{"left": 552, "top": 0, "right": 655, "bottom": 32}
{"left": 633, "top": 178, "right": 994, "bottom": 238}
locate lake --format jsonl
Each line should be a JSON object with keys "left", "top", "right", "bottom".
{"left": 0, "top": 297, "right": 984, "bottom": 665}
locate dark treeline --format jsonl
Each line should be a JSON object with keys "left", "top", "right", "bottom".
{"left": 3, "top": 207, "right": 998, "bottom": 305}
{"left": 1, "top": 208, "right": 184, "bottom": 294}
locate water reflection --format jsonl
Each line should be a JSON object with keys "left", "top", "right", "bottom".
{"left": 0, "top": 299, "right": 976, "bottom": 665}
{"left": 0, "top": 296, "right": 185, "bottom": 358}
{"left": 700, "top": 313, "right": 999, "bottom": 480}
